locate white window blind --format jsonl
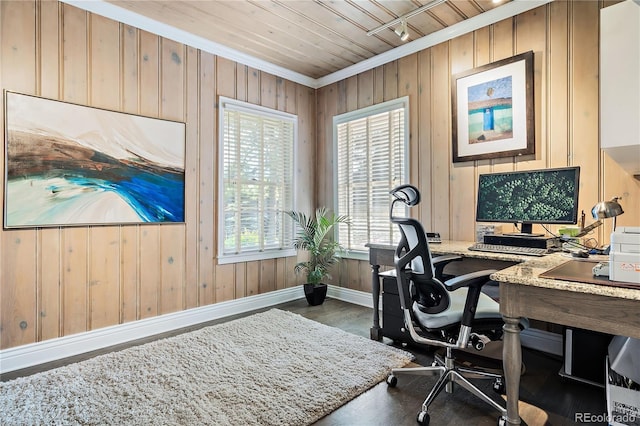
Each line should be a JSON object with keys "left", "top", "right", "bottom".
{"left": 218, "top": 97, "right": 297, "bottom": 264}
{"left": 334, "top": 97, "right": 409, "bottom": 253}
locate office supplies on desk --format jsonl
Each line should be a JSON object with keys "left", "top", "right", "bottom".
{"left": 558, "top": 226, "right": 582, "bottom": 237}
{"left": 561, "top": 238, "right": 583, "bottom": 252}
{"left": 592, "top": 262, "right": 610, "bottom": 277}
{"left": 575, "top": 220, "right": 602, "bottom": 237}
{"left": 570, "top": 249, "right": 589, "bottom": 258}
{"left": 426, "top": 232, "right": 441, "bottom": 244}
{"left": 476, "top": 224, "right": 502, "bottom": 242}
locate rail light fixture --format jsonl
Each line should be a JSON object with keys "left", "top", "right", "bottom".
{"left": 366, "top": 0, "right": 447, "bottom": 38}
{"left": 394, "top": 20, "right": 410, "bottom": 41}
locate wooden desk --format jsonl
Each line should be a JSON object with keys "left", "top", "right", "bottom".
{"left": 493, "top": 257, "right": 640, "bottom": 425}
{"left": 366, "top": 241, "right": 640, "bottom": 426}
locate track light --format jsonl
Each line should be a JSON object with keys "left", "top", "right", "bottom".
{"left": 394, "top": 20, "right": 410, "bottom": 41}
{"left": 366, "top": 0, "right": 447, "bottom": 37}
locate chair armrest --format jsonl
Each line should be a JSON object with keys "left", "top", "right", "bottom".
{"left": 444, "top": 269, "right": 499, "bottom": 328}
{"left": 443, "top": 269, "right": 498, "bottom": 291}
{"left": 432, "top": 254, "right": 462, "bottom": 265}
{"left": 431, "top": 254, "right": 462, "bottom": 280}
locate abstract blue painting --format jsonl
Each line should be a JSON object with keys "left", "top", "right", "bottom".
{"left": 3, "top": 92, "right": 185, "bottom": 228}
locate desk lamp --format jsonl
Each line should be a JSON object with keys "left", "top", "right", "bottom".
{"left": 591, "top": 197, "right": 624, "bottom": 231}
{"left": 591, "top": 197, "right": 624, "bottom": 261}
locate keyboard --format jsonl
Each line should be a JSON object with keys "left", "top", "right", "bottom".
{"left": 468, "top": 243, "right": 548, "bottom": 256}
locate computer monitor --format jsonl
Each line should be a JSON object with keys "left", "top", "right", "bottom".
{"left": 476, "top": 166, "right": 580, "bottom": 236}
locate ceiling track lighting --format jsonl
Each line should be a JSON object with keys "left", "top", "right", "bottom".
{"left": 366, "top": 0, "right": 447, "bottom": 38}
{"left": 394, "top": 20, "right": 410, "bottom": 41}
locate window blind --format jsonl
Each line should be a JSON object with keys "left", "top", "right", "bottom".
{"left": 219, "top": 98, "right": 296, "bottom": 263}
{"left": 334, "top": 98, "right": 409, "bottom": 252}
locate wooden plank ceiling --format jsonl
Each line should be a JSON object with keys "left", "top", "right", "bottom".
{"left": 107, "top": 0, "right": 512, "bottom": 79}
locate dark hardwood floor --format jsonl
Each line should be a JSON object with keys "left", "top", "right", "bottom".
{"left": 2, "top": 298, "right": 607, "bottom": 426}
{"left": 284, "top": 299, "right": 607, "bottom": 426}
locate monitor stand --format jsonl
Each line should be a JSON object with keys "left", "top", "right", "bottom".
{"left": 506, "top": 223, "right": 544, "bottom": 238}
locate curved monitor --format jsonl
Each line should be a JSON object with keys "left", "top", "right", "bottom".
{"left": 476, "top": 166, "right": 580, "bottom": 235}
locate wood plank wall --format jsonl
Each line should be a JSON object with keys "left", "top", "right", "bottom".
{"left": 2, "top": 0, "right": 639, "bottom": 351}
{"left": 317, "top": 0, "right": 640, "bottom": 293}
{"left": 0, "top": 1, "right": 311, "bottom": 350}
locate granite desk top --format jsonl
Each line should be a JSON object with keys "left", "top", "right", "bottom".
{"left": 366, "top": 240, "right": 640, "bottom": 302}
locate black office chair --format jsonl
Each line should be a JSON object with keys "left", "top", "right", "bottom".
{"left": 385, "top": 184, "right": 519, "bottom": 426}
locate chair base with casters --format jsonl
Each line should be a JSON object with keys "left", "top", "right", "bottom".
{"left": 387, "top": 345, "right": 507, "bottom": 426}
{"left": 383, "top": 271, "right": 515, "bottom": 426}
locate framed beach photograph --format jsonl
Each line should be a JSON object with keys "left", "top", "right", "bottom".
{"left": 3, "top": 91, "right": 186, "bottom": 228}
{"left": 452, "top": 51, "right": 534, "bottom": 163}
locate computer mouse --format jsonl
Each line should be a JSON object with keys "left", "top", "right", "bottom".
{"left": 571, "top": 250, "right": 589, "bottom": 258}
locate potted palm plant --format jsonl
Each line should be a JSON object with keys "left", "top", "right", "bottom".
{"left": 286, "top": 207, "right": 350, "bottom": 305}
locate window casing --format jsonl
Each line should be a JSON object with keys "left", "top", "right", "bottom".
{"left": 218, "top": 97, "right": 297, "bottom": 264}
{"left": 333, "top": 97, "right": 409, "bottom": 256}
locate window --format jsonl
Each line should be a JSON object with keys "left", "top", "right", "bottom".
{"left": 218, "top": 97, "right": 297, "bottom": 264}
{"left": 333, "top": 97, "right": 409, "bottom": 255}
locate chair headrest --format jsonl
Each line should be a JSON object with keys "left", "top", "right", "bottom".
{"left": 389, "top": 184, "right": 421, "bottom": 206}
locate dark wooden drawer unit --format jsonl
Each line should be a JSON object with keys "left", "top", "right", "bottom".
{"left": 381, "top": 273, "right": 412, "bottom": 343}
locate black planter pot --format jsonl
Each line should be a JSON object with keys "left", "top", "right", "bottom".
{"left": 303, "top": 283, "right": 328, "bottom": 306}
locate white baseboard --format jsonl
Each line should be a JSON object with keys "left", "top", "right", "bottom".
{"left": 0, "top": 284, "right": 561, "bottom": 374}
{"left": 0, "top": 286, "right": 303, "bottom": 374}
{"left": 327, "top": 285, "right": 380, "bottom": 308}
{"left": 521, "top": 328, "right": 563, "bottom": 356}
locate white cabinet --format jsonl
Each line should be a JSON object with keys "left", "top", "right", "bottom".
{"left": 600, "top": 0, "right": 640, "bottom": 178}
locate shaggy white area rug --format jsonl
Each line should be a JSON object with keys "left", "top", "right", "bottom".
{"left": 1, "top": 309, "right": 413, "bottom": 425}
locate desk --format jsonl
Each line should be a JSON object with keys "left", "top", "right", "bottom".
{"left": 366, "top": 241, "right": 640, "bottom": 426}
{"left": 493, "top": 255, "right": 640, "bottom": 425}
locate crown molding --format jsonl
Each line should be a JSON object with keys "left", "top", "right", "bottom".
{"left": 60, "top": 0, "right": 317, "bottom": 88}
{"left": 61, "top": 0, "right": 552, "bottom": 90}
